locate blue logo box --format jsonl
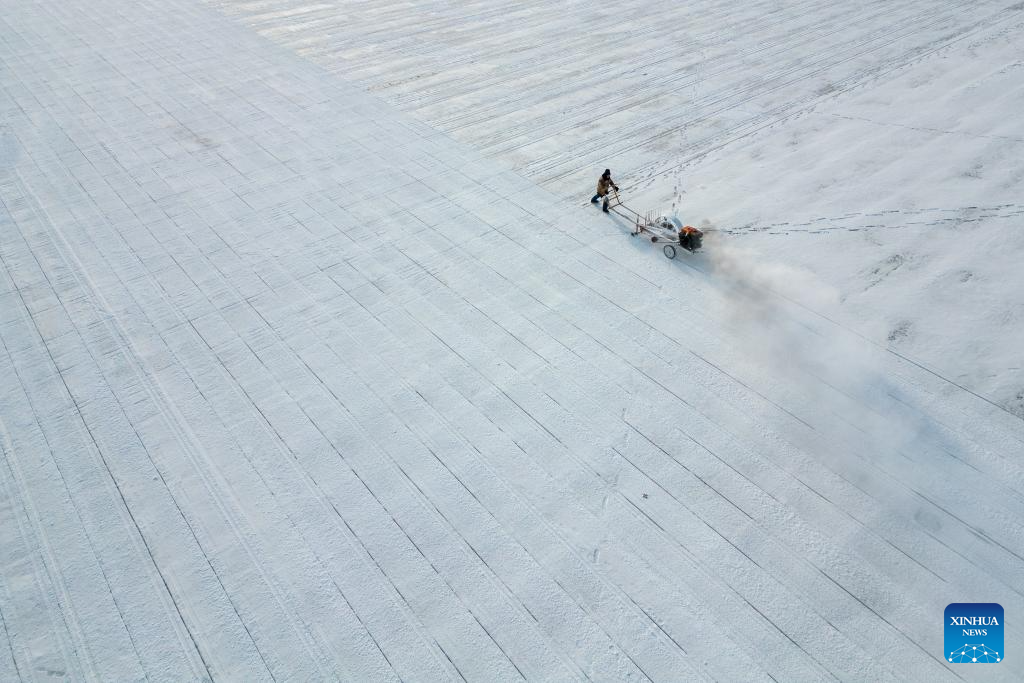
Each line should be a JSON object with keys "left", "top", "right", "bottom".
{"left": 945, "top": 603, "right": 1003, "bottom": 663}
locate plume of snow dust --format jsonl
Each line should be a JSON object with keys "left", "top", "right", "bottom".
{"left": 702, "top": 241, "right": 955, "bottom": 525}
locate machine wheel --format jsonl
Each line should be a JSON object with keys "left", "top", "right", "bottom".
{"left": 663, "top": 245, "right": 677, "bottom": 259}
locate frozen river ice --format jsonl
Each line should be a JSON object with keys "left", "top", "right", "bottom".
{"left": 2, "top": 0, "right": 1024, "bottom": 680}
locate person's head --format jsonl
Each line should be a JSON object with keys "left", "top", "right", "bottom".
{"left": 602, "top": 169, "right": 611, "bottom": 178}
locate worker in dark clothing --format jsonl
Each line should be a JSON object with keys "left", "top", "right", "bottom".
{"left": 591, "top": 169, "right": 619, "bottom": 213}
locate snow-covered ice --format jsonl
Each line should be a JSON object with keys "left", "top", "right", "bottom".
{"left": 2, "top": 0, "right": 1023, "bottom": 681}
{"left": 216, "top": 0, "right": 1024, "bottom": 416}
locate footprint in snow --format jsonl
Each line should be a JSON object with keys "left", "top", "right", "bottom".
{"left": 887, "top": 320, "right": 912, "bottom": 344}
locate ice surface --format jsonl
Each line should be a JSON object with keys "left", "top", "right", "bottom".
{"left": 214, "top": 0, "right": 1024, "bottom": 416}
{"left": 2, "top": 0, "right": 1023, "bottom": 681}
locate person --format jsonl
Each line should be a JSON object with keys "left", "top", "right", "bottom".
{"left": 590, "top": 169, "right": 619, "bottom": 213}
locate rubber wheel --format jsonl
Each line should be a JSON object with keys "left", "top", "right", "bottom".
{"left": 663, "top": 245, "right": 677, "bottom": 259}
